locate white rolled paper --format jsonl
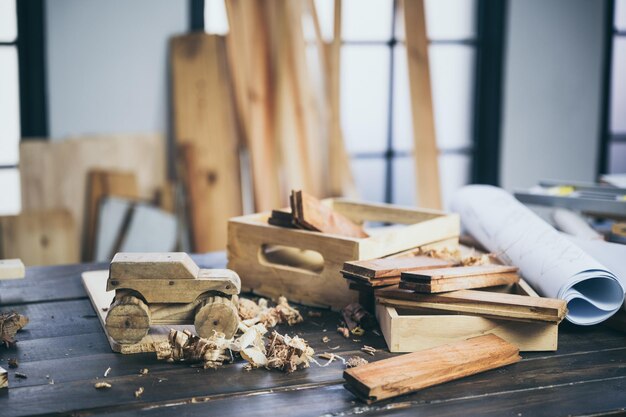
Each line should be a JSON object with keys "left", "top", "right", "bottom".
{"left": 451, "top": 185, "right": 624, "bottom": 325}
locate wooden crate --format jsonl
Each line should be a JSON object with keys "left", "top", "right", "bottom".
{"left": 228, "top": 199, "right": 459, "bottom": 309}
{"left": 377, "top": 280, "right": 559, "bottom": 352}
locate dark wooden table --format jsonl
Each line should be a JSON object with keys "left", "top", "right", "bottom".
{"left": 1, "top": 254, "right": 626, "bottom": 417}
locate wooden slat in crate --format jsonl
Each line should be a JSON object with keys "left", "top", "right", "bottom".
{"left": 228, "top": 199, "right": 459, "bottom": 309}
{"left": 171, "top": 33, "right": 243, "bottom": 252}
{"left": 376, "top": 280, "right": 559, "bottom": 352}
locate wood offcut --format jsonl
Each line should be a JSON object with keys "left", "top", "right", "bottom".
{"left": 343, "top": 334, "right": 521, "bottom": 403}
{"left": 400, "top": 265, "right": 519, "bottom": 293}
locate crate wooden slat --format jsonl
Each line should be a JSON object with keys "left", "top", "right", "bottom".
{"left": 228, "top": 199, "right": 459, "bottom": 309}
{"left": 376, "top": 280, "right": 559, "bottom": 352}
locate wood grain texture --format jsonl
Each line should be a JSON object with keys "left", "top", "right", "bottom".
{"left": 377, "top": 286, "right": 567, "bottom": 323}
{"left": 0, "top": 366, "right": 7, "bottom": 389}
{"left": 19, "top": 135, "right": 166, "bottom": 250}
{"left": 344, "top": 334, "right": 521, "bottom": 403}
{"left": 291, "top": 190, "right": 368, "bottom": 238}
{"left": 401, "top": 265, "right": 519, "bottom": 293}
{"left": 105, "top": 294, "right": 151, "bottom": 345}
{"left": 193, "top": 295, "right": 239, "bottom": 339}
{"left": 343, "top": 256, "right": 454, "bottom": 279}
{"left": 403, "top": 0, "right": 441, "bottom": 209}
{"left": 84, "top": 170, "right": 139, "bottom": 261}
{"left": 110, "top": 253, "right": 199, "bottom": 280}
{"left": 171, "top": 33, "right": 243, "bottom": 251}
{"left": 0, "top": 258, "right": 24, "bottom": 280}
{"left": 0, "top": 209, "right": 78, "bottom": 266}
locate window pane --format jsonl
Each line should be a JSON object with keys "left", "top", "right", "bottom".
{"left": 429, "top": 45, "right": 475, "bottom": 150}
{"left": 396, "top": 0, "right": 478, "bottom": 41}
{"left": 341, "top": 45, "right": 390, "bottom": 153}
{"left": 342, "top": 0, "right": 393, "bottom": 41}
{"left": 0, "top": 168, "right": 21, "bottom": 215}
{"left": 611, "top": 38, "right": 626, "bottom": 133}
{"left": 0, "top": 46, "right": 20, "bottom": 166}
{"left": 350, "top": 158, "right": 386, "bottom": 203}
{"left": 393, "top": 45, "right": 475, "bottom": 152}
{"left": 439, "top": 153, "right": 471, "bottom": 209}
{"left": 0, "top": 0, "right": 17, "bottom": 42}
{"left": 608, "top": 142, "right": 626, "bottom": 173}
{"left": 204, "top": 0, "right": 229, "bottom": 35}
{"left": 616, "top": 0, "right": 626, "bottom": 31}
{"left": 391, "top": 156, "right": 415, "bottom": 206}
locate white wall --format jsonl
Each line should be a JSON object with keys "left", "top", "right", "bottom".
{"left": 45, "top": 0, "right": 188, "bottom": 139}
{"left": 500, "top": 0, "right": 607, "bottom": 189}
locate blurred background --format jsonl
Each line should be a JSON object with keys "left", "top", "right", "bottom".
{"left": 0, "top": 0, "right": 624, "bottom": 265}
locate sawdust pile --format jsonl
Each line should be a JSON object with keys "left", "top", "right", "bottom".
{"left": 155, "top": 329, "right": 231, "bottom": 369}
{"left": 238, "top": 296, "right": 303, "bottom": 328}
{"left": 420, "top": 247, "right": 493, "bottom": 267}
{"left": 0, "top": 312, "right": 29, "bottom": 348}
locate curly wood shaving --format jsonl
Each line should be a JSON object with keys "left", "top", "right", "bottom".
{"left": 337, "top": 327, "right": 350, "bottom": 338}
{"left": 317, "top": 352, "right": 346, "bottom": 366}
{"left": 155, "top": 329, "right": 231, "bottom": 369}
{"left": 361, "top": 345, "right": 377, "bottom": 356}
{"left": 0, "top": 312, "right": 29, "bottom": 347}
{"left": 237, "top": 297, "right": 303, "bottom": 328}
{"left": 346, "top": 356, "right": 369, "bottom": 368}
{"left": 265, "top": 331, "right": 314, "bottom": 373}
{"left": 94, "top": 382, "right": 112, "bottom": 389}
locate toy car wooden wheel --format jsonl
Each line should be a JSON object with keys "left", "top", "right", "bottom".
{"left": 105, "top": 293, "right": 151, "bottom": 344}
{"left": 194, "top": 295, "right": 238, "bottom": 339}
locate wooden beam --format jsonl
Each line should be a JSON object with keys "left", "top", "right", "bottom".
{"left": 376, "top": 286, "right": 568, "bottom": 323}
{"left": 344, "top": 334, "right": 521, "bottom": 403}
{"left": 403, "top": 0, "right": 441, "bottom": 209}
{"left": 170, "top": 33, "right": 243, "bottom": 251}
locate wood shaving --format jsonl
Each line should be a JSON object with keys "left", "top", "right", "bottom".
{"left": 0, "top": 312, "right": 29, "bottom": 348}
{"left": 265, "top": 331, "right": 314, "bottom": 373}
{"left": 317, "top": 352, "right": 346, "bottom": 366}
{"left": 139, "top": 368, "right": 149, "bottom": 375}
{"left": 104, "top": 367, "right": 111, "bottom": 377}
{"left": 321, "top": 336, "right": 330, "bottom": 343}
{"left": 238, "top": 296, "right": 303, "bottom": 328}
{"left": 154, "top": 329, "right": 231, "bottom": 369}
{"left": 361, "top": 345, "right": 376, "bottom": 356}
{"left": 337, "top": 327, "right": 350, "bottom": 338}
{"left": 420, "top": 247, "right": 461, "bottom": 262}
{"left": 351, "top": 327, "right": 365, "bottom": 336}
{"left": 460, "top": 253, "right": 491, "bottom": 266}
{"left": 8, "top": 358, "right": 18, "bottom": 368}
{"left": 14, "top": 372, "right": 27, "bottom": 379}
{"left": 94, "top": 382, "right": 111, "bottom": 389}
{"left": 307, "top": 311, "right": 322, "bottom": 318}
{"left": 134, "top": 387, "right": 144, "bottom": 398}
{"left": 237, "top": 298, "right": 261, "bottom": 320}
{"left": 346, "top": 356, "right": 369, "bottom": 368}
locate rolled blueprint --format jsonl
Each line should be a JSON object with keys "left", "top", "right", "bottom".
{"left": 451, "top": 185, "right": 624, "bottom": 325}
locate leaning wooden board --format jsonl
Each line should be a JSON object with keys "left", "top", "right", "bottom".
{"left": 81, "top": 270, "right": 194, "bottom": 354}
{"left": 376, "top": 280, "right": 560, "bottom": 352}
{"left": 344, "top": 334, "right": 521, "bottom": 403}
{"left": 228, "top": 199, "right": 460, "bottom": 309}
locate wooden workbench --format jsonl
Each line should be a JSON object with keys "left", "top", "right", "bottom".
{"left": 1, "top": 254, "right": 625, "bottom": 416}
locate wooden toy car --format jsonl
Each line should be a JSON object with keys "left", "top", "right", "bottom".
{"left": 105, "top": 253, "right": 241, "bottom": 344}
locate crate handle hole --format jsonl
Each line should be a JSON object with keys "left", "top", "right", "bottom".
{"left": 258, "top": 244, "right": 324, "bottom": 274}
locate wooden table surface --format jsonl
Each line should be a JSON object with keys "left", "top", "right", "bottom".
{"left": 1, "top": 254, "right": 626, "bottom": 417}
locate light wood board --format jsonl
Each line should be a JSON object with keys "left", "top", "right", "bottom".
{"left": 82, "top": 270, "right": 193, "bottom": 354}
{"left": 0, "top": 259, "right": 24, "bottom": 280}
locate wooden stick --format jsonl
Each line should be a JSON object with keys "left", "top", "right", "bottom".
{"left": 344, "top": 334, "right": 520, "bottom": 403}
{"left": 403, "top": 0, "right": 441, "bottom": 209}
{"left": 376, "top": 286, "right": 568, "bottom": 322}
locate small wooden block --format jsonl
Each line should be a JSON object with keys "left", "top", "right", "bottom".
{"left": 376, "top": 286, "right": 567, "bottom": 323}
{"left": 0, "top": 259, "right": 25, "bottom": 280}
{"left": 290, "top": 190, "right": 368, "bottom": 238}
{"left": 401, "top": 265, "right": 519, "bottom": 293}
{"left": 0, "top": 366, "right": 7, "bottom": 389}
{"left": 110, "top": 252, "right": 200, "bottom": 280}
{"left": 344, "top": 334, "right": 521, "bottom": 403}
{"left": 343, "top": 256, "right": 454, "bottom": 279}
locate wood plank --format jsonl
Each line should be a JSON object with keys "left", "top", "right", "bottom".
{"left": 377, "top": 286, "right": 567, "bottom": 323}
{"left": 171, "top": 33, "right": 243, "bottom": 251}
{"left": 400, "top": 265, "right": 519, "bottom": 293}
{"left": 0, "top": 259, "right": 24, "bottom": 280}
{"left": 84, "top": 170, "right": 139, "bottom": 261}
{"left": 344, "top": 334, "right": 521, "bottom": 403}
{"left": 19, "top": 135, "right": 166, "bottom": 252}
{"left": 0, "top": 210, "right": 79, "bottom": 266}
{"left": 116, "top": 205, "right": 177, "bottom": 254}
{"left": 403, "top": 0, "right": 441, "bottom": 209}
{"left": 343, "top": 256, "right": 454, "bottom": 279}
{"left": 0, "top": 366, "right": 7, "bottom": 389}
{"left": 291, "top": 190, "right": 368, "bottom": 238}
{"left": 400, "top": 273, "right": 519, "bottom": 293}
